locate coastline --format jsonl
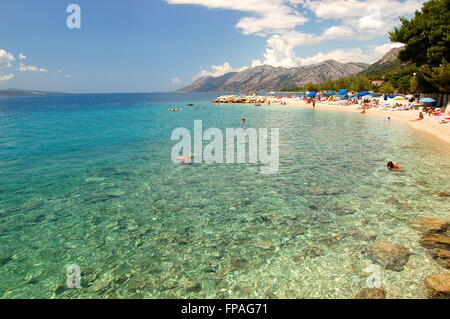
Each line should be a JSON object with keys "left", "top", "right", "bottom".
{"left": 213, "top": 96, "right": 450, "bottom": 145}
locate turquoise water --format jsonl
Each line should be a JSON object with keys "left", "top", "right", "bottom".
{"left": 0, "top": 93, "right": 449, "bottom": 299}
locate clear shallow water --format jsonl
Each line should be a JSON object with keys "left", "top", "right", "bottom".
{"left": 0, "top": 93, "right": 449, "bottom": 299}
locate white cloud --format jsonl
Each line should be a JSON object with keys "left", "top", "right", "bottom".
{"left": 167, "top": 0, "right": 425, "bottom": 71}
{"left": 0, "top": 49, "right": 15, "bottom": 68}
{"left": 0, "top": 73, "right": 15, "bottom": 82}
{"left": 195, "top": 62, "right": 248, "bottom": 79}
{"left": 166, "top": 0, "right": 308, "bottom": 35}
{"left": 65, "top": 74, "right": 72, "bottom": 78}
{"left": 18, "top": 53, "right": 27, "bottom": 60}
{"left": 18, "top": 63, "right": 49, "bottom": 72}
{"left": 172, "top": 77, "right": 182, "bottom": 84}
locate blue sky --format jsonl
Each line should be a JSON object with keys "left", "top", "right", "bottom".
{"left": 0, "top": 0, "right": 424, "bottom": 93}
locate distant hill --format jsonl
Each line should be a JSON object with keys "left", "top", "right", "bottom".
{"left": 0, "top": 88, "right": 66, "bottom": 96}
{"left": 359, "top": 47, "right": 404, "bottom": 77}
{"left": 178, "top": 60, "right": 369, "bottom": 92}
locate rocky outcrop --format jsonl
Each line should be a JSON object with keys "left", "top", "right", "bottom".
{"left": 366, "top": 242, "right": 412, "bottom": 271}
{"left": 420, "top": 234, "right": 450, "bottom": 250}
{"left": 410, "top": 217, "right": 449, "bottom": 233}
{"left": 425, "top": 273, "right": 450, "bottom": 298}
{"left": 355, "top": 288, "right": 386, "bottom": 299}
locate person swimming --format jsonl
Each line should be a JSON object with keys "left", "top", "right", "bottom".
{"left": 241, "top": 118, "right": 246, "bottom": 125}
{"left": 387, "top": 161, "right": 403, "bottom": 171}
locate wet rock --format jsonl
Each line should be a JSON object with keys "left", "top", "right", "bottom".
{"left": 410, "top": 217, "right": 449, "bottom": 233}
{"left": 420, "top": 234, "right": 450, "bottom": 250}
{"left": 355, "top": 288, "right": 386, "bottom": 299}
{"left": 321, "top": 234, "right": 344, "bottom": 247}
{"left": 366, "top": 242, "right": 412, "bottom": 271}
{"left": 304, "top": 246, "right": 324, "bottom": 258}
{"left": 415, "top": 180, "right": 428, "bottom": 185}
{"left": 429, "top": 249, "right": 450, "bottom": 268}
{"left": 425, "top": 273, "right": 450, "bottom": 298}
{"left": 333, "top": 208, "right": 356, "bottom": 216}
{"left": 438, "top": 192, "right": 450, "bottom": 197}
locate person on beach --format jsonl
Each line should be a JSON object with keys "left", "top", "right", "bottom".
{"left": 387, "top": 161, "right": 403, "bottom": 171}
{"left": 312, "top": 98, "right": 316, "bottom": 108}
{"left": 410, "top": 112, "right": 424, "bottom": 121}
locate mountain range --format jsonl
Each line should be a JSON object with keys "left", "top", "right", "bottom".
{"left": 178, "top": 47, "right": 403, "bottom": 92}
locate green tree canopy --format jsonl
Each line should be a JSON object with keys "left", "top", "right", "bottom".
{"left": 390, "top": 0, "right": 450, "bottom": 67}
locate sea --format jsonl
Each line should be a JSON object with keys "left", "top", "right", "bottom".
{"left": 0, "top": 92, "right": 449, "bottom": 298}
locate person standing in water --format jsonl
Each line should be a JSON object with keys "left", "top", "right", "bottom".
{"left": 312, "top": 98, "right": 316, "bottom": 108}
{"left": 241, "top": 118, "right": 246, "bottom": 126}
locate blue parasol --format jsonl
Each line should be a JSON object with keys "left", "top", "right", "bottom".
{"left": 419, "top": 97, "right": 435, "bottom": 103}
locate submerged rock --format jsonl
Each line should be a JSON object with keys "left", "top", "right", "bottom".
{"left": 355, "top": 288, "right": 386, "bottom": 299}
{"left": 425, "top": 273, "right": 450, "bottom": 298}
{"left": 258, "top": 241, "right": 274, "bottom": 250}
{"left": 185, "top": 282, "right": 202, "bottom": 293}
{"left": 0, "top": 254, "right": 12, "bottom": 266}
{"left": 321, "top": 234, "right": 344, "bottom": 247}
{"left": 429, "top": 249, "right": 450, "bottom": 269}
{"left": 333, "top": 208, "right": 356, "bottom": 216}
{"left": 229, "top": 258, "right": 249, "bottom": 272}
{"left": 410, "top": 217, "right": 449, "bottom": 233}
{"left": 304, "top": 246, "right": 324, "bottom": 258}
{"left": 420, "top": 234, "right": 450, "bottom": 250}
{"left": 265, "top": 291, "right": 279, "bottom": 299}
{"left": 366, "top": 242, "right": 412, "bottom": 271}
{"left": 438, "top": 192, "right": 450, "bottom": 197}
{"left": 385, "top": 196, "right": 411, "bottom": 210}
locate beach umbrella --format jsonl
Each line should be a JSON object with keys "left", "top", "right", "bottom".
{"left": 372, "top": 93, "right": 382, "bottom": 97}
{"left": 394, "top": 96, "right": 407, "bottom": 100}
{"left": 325, "top": 92, "right": 336, "bottom": 95}
{"left": 307, "top": 92, "right": 317, "bottom": 97}
{"left": 357, "top": 91, "right": 370, "bottom": 97}
{"left": 419, "top": 97, "right": 435, "bottom": 103}
{"left": 389, "top": 94, "right": 401, "bottom": 98}
{"left": 338, "top": 89, "right": 348, "bottom": 95}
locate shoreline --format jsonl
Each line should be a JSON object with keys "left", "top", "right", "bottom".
{"left": 213, "top": 96, "right": 450, "bottom": 145}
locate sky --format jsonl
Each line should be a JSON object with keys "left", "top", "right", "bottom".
{"left": 0, "top": 0, "right": 425, "bottom": 93}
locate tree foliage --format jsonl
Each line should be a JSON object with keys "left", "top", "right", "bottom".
{"left": 389, "top": 0, "right": 450, "bottom": 92}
